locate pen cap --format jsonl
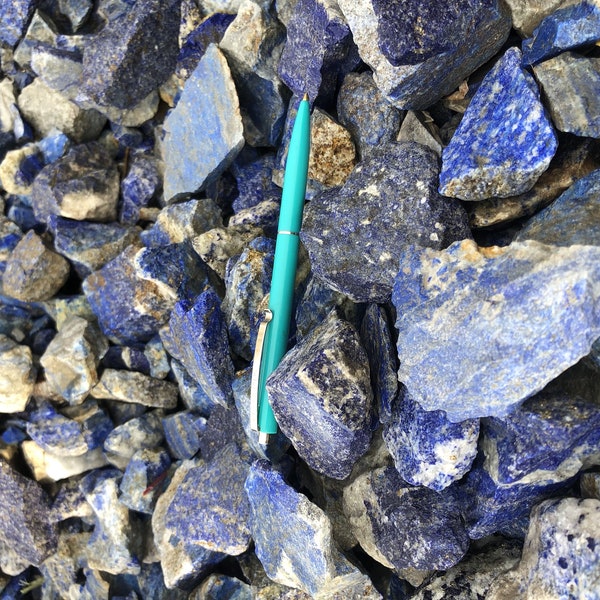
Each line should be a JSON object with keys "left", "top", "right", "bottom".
{"left": 278, "top": 98, "right": 311, "bottom": 233}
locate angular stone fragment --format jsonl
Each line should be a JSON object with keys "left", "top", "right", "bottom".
{"left": 0, "top": 459, "right": 57, "bottom": 566}
{"left": 439, "top": 47, "right": 557, "bottom": 201}
{"left": 343, "top": 465, "right": 469, "bottom": 571}
{"left": 162, "top": 411, "right": 206, "bottom": 460}
{"left": 231, "top": 152, "right": 279, "bottom": 213}
{"left": 0, "top": 216, "right": 22, "bottom": 275}
{"left": 504, "top": 0, "right": 570, "bottom": 36}
{"left": 522, "top": 1, "right": 600, "bottom": 66}
{"left": 338, "top": 0, "right": 510, "bottom": 109}
{"left": 162, "top": 44, "right": 244, "bottom": 201}
{"left": 169, "top": 358, "right": 219, "bottom": 415}
{"left": 168, "top": 287, "right": 235, "bottom": 407}
{"left": 31, "top": 143, "right": 120, "bottom": 226}
{"left": 0, "top": 333, "right": 35, "bottom": 413}
{"left": 397, "top": 110, "right": 442, "bottom": 156}
{"left": 267, "top": 311, "right": 373, "bottom": 479}
{"left": 0, "top": 143, "right": 45, "bottom": 195}
{"left": 301, "top": 141, "right": 470, "bottom": 302}
{"left": 393, "top": 239, "right": 600, "bottom": 421}
{"left": 533, "top": 52, "right": 600, "bottom": 138}
{"left": 245, "top": 460, "right": 381, "bottom": 598}
{"left": 3, "top": 230, "right": 70, "bottom": 302}
{"left": 82, "top": 0, "right": 181, "bottom": 109}
{"left": 119, "top": 153, "right": 161, "bottom": 225}
{"left": 487, "top": 498, "right": 600, "bottom": 599}
{"left": 0, "top": 0, "right": 36, "bottom": 47}
{"left": 383, "top": 390, "right": 479, "bottom": 491}
{"left": 189, "top": 574, "right": 252, "bottom": 600}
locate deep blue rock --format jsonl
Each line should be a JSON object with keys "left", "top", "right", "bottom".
{"left": 162, "top": 411, "right": 207, "bottom": 460}
{"left": 338, "top": 0, "right": 511, "bottom": 109}
{"left": 231, "top": 152, "right": 280, "bottom": 214}
{"left": 119, "top": 153, "right": 161, "bottom": 225}
{"left": 82, "top": 0, "right": 181, "bottom": 109}
{"left": 162, "top": 44, "right": 244, "bottom": 202}
{"left": 102, "top": 345, "right": 152, "bottom": 376}
{"left": 359, "top": 304, "right": 397, "bottom": 425}
{"left": 168, "top": 287, "right": 235, "bottom": 408}
{"left": 227, "top": 199, "right": 279, "bottom": 239}
{"left": 197, "top": 404, "right": 247, "bottom": 463}
{"left": 266, "top": 310, "right": 373, "bottom": 479}
{"left": 343, "top": 465, "right": 469, "bottom": 570}
{"left": 0, "top": 0, "right": 36, "bottom": 47}
{"left": 522, "top": 1, "right": 600, "bottom": 66}
{"left": 301, "top": 141, "right": 471, "bottom": 302}
{"left": 191, "top": 574, "right": 252, "bottom": 599}
{"left": 337, "top": 71, "right": 404, "bottom": 159}
{"left": 383, "top": 390, "right": 479, "bottom": 491}
{"left": 516, "top": 170, "right": 600, "bottom": 247}
{"left": 83, "top": 241, "right": 208, "bottom": 344}
{"left": 0, "top": 459, "right": 57, "bottom": 566}
{"left": 169, "top": 358, "right": 219, "bottom": 416}
{"left": 393, "top": 239, "right": 600, "bottom": 422}
{"left": 278, "top": 0, "right": 360, "bottom": 107}
{"left": 533, "top": 52, "right": 600, "bottom": 138}
{"left": 439, "top": 47, "right": 557, "bottom": 201}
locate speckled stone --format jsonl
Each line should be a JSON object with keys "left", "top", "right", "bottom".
{"left": 504, "top": 0, "right": 570, "bottom": 36}
{"left": 119, "top": 153, "right": 161, "bottom": 225}
{"left": 439, "top": 47, "right": 557, "bottom": 201}
{"left": 3, "top": 230, "right": 70, "bottom": 302}
{"left": 487, "top": 498, "right": 600, "bottom": 599}
{"left": 301, "top": 141, "right": 470, "bottom": 302}
{"left": 343, "top": 464, "right": 469, "bottom": 571}
{"left": 338, "top": 0, "right": 510, "bottom": 109}
{"left": 0, "top": 333, "right": 35, "bottom": 413}
{"left": 393, "top": 239, "right": 600, "bottom": 422}
{"left": 162, "top": 411, "right": 206, "bottom": 460}
{"left": 533, "top": 52, "right": 600, "bottom": 138}
{"left": 0, "top": 143, "right": 44, "bottom": 195}
{"left": 0, "top": 0, "right": 36, "bottom": 47}
{"left": 169, "top": 358, "right": 219, "bottom": 415}
{"left": 162, "top": 44, "right": 244, "bottom": 202}
{"left": 266, "top": 310, "right": 373, "bottom": 479}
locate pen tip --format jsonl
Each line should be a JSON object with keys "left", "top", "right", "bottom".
{"left": 303, "top": 92, "right": 309, "bottom": 102}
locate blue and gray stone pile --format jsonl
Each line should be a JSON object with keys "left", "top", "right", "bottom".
{"left": 1, "top": 0, "right": 600, "bottom": 597}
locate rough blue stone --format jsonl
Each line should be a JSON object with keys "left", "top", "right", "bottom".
{"left": 383, "top": 389, "right": 479, "bottom": 491}
{"left": 164, "top": 443, "right": 251, "bottom": 555}
{"left": 0, "top": 0, "right": 36, "bottom": 47}
{"left": 227, "top": 200, "right": 279, "bottom": 239}
{"left": 191, "top": 574, "right": 252, "bottom": 600}
{"left": 0, "top": 132, "right": 16, "bottom": 163}
{"left": 82, "top": 0, "right": 181, "bottom": 109}
{"left": 359, "top": 304, "right": 397, "bottom": 425}
{"left": 439, "top": 47, "right": 558, "bottom": 201}
{"left": 266, "top": 310, "right": 374, "bottom": 479}
{"left": 533, "top": 52, "right": 600, "bottom": 138}
{"left": 162, "top": 411, "right": 207, "bottom": 460}
{"left": 36, "top": 130, "right": 70, "bottom": 164}
{"left": 119, "top": 153, "right": 161, "bottom": 225}
{"left": 301, "top": 141, "right": 470, "bottom": 303}
{"left": 0, "top": 216, "right": 23, "bottom": 277}
{"left": 198, "top": 404, "right": 247, "bottom": 463}
{"left": 29, "top": 43, "right": 84, "bottom": 100}
{"left": 393, "top": 239, "right": 600, "bottom": 422}
{"left": 343, "top": 465, "right": 469, "bottom": 570}
{"left": 231, "top": 152, "right": 280, "bottom": 214}
{"left": 278, "top": 0, "right": 360, "bottom": 107}
{"left": 0, "top": 459, "right": 57, "bottom": 566}
{"left": 52, "top": 216, "right": 140, "bottom": 278}
{"left": 169, "top": 358, "right": 219, "bottom": 416}
{"left": 168, "top": 287, "right": 235, "bottom": 408}
{"left": 338, "top": 0, "right": 511, "bottom": 109}
{"left": 222, "top": 236, "right": 274, "bottom": 360}
{"left": 522, "top": 1, "right": 600, "bottom": 66}
{"left": 101, "top": 345, "right": 152, "bottom": 376}
{"left": 83, "top": 241, "right": 208, "bottom": 344}
{"left": 337, "top": 71, "right": 404, "bottom": 159}
{"left": 162, "top": 44, "right": 244, "bottom": 202}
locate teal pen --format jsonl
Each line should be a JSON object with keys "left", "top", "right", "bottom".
{"left": 250, "top": 93, "right": 311, "bottom": 445}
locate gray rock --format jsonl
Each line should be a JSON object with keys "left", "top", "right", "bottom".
{"left": 41, "top": 316, "right": 109, "bottom": 405}
{"left": 393, "top": 239, "right": 600, "bottom": 421}
{"left": 3, "top": 230, "right": 70, "bottom": 302}
{"left": 533, "top": 52, "right": 600, "bottom": 138}
{"left": 266, "top": 310, "right": 373, "bottom": 479}
{"left": 189, "top": 574, "right": 252, "bottom": 600}
{"left": 581, "top": 472, "right": 600, "bottom": 500}
{"left": 504, "top": 0, "right": 568, "bottom": 36}
{"left": 397, "top": 110, "right": 442, "bottom": 156}
{"left": 301, "top": 141, "right": 470, "bottom": 302}
{"left": 487, "top": 497, "right": 600, "bottom": 599}
{"left": 0, "top": 333, "right": 35, "bottom": 413}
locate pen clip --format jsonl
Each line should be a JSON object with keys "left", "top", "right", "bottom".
{"left": 250, "top": 308, "right": 273, "bottom": 432}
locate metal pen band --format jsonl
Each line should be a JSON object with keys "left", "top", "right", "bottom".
{"left": 278, "top": 230, "right": 299, "bottom": 236}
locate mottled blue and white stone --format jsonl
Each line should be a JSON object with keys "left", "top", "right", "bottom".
{"left": 0, "top": 333, "right": 36, "bottom": 413}
{"left": 162, "top": 411, "right": 206, "bottom": 460}
{"left": 266, "top": 310, "right": 373, "bottom": 480}
{"left": 393, "top": 239, "right": 600, "bottom": 421}
{"left": 439, "top": 47, "right": 557, "bottom": 200}
{"left": 533, "top": 52, "right": 600, "bottom": 138}
{"left": 119, "top": 154, "right": 161, "bottom": 225}
{"left": 0, "top": 0, "right": 36, "bottom": 47}
{"left": 487, "top": 498, "right": 600, "bottom": 600}
{"left": 343, "top": 465, "right": 469, "bottom": 571}
{"left": 162, "top": 44, "right": 244, "bottom": 202}
{"left": 522, "top": 1, "right": 600, "bottom": 66}
{"left": 169, "top": 357, "right": 219, "bottom": 415}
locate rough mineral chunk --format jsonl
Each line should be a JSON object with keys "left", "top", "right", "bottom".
{"left": 162, "top": 44, "right": 244, "bottom": 201}
{"left": 119, "top": 153, "right": 161, "bottom": 225}
{"left": 162, "top": 411, "right": 206, "bottom": 460}
{"left": 439, "top": 47, "right": 557, "bottom": 201}
{"left": 3, "top": 230, "right": 70, "bottom": 302}
{"left": 0, "top": 333, "right": 35, "bottom": 413}
{"left": 504, "top": 0, "right": 570, "bottom": 36}
{"left": 0, "top": 144, "right": 45, "bottom": 196}
{"left": 0, "top": 0, "right": 36, "bottom": 47}
{"left": 487, "top": 498, "right": 600, "bottom": 599}
{"left": 266, "top": 310, "right": 373, "bottom": 479}
{"left": 533, "top": 52, "right": 600, "bottom": 138}
{"left": 343, "top": 465, "right": 469, "bottom": 571}
{"left": 301, "top": 141, "right": 470, "bottom": 302}
{"left": 393, "top": 239, "right": 600, "bottom": 421}
{"left": 338, "top": 0, "right": 511, "bottom": 109}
